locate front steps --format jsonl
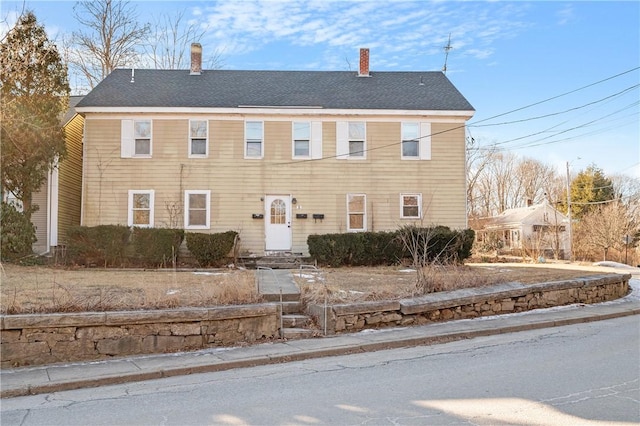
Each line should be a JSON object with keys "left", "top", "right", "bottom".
{"left": 239, "top": 252, "right": 308, "bottom": 269}
{"left": 258, "top": 270, "right": 315, "bottom": 339}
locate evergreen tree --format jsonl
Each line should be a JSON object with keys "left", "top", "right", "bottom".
{"left": 565, "top": 165, "right": 616, "bottom": 219}
{"left": 0, "top": 11, "right": 70, "bottom": 218}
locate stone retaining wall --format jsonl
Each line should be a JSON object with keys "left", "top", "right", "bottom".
{"left": 1, "top": 304, "right": 279, "bottom": 368}
{"left": 1, "top": 274, "right": 631, "bottom": 368}
{"left": 307, "top": 274, "right": 631, "bottom": 334}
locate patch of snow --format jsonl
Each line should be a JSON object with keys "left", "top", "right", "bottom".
{"left": 593, "top": 261, "right": 640, "bottom": 271}
{"left": 166, "top": 289, "right": 179, "bottom": 295}
{"left": 296, "top": 273, "right": 317, "bottom": 279}
{"left": 399, "top": 269, "right": 415, "bottom": 273}
{"left": 192, "top": 272, "right": 227, "bottom": 276}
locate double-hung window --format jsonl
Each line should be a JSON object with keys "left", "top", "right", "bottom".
{"left": 401, "top": 123, "right": 419, "bottom": 158}
{"left": 184, "top": 190, "right": 210, "bottom": 229}
{"left": 400, "top": 193, "right": 422, "bottom": 219}
{"left": 292, "top": 121, "right": 323, "bottom": 159}
{"left": 348, "top": 122, "right": 365, "bottom": 157}
{"left": 189, "top": 119, "right": 208, "bottom": 157}
{"left": 121, "top": 119, "right": 152, "bottom": 158}
{"left": 128, "top": 190, "right": 154, "bottom": 227}
{"left": 401, "top": 122, "right": 431, "bottom": 160}
{"left": 347, "top": 193, "right": 366, "bottom": 231}
{"left": 293, "top": 122, "right": 310, "bottom": 157}
{"left": 245, "top": 121, "right": 263, "bottom": 158}
{"left": 336, "top": 121, "right": 366, "bottom": 159}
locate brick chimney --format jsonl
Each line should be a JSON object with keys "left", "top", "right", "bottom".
{"left": 358, "top": 48, "right": 370, "bottom": 77}
{"left": 190, "top": 43, "right": 202, "bottom": 75}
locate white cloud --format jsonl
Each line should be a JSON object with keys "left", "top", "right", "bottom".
{"left": 188, "top": 0, "right": 533, "bottom": 70}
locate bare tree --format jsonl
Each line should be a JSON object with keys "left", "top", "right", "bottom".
{"left": 466, "top": 138, "right": 496, "bottom": 218}
{"left": 142, "top": 9, "right": 223, "bottom": 70}
{"left": 578, "top": 201, "right": 636, "bottom": 261}
{"left": 68, "top": 0, "right": 149, "bottom": 89}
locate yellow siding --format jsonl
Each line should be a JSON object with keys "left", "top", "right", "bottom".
{"left": 58, "top": 114, "right": 84, "bottom": 244}
{"left": 82, "top": 114, "right": 469, "bottom": 255}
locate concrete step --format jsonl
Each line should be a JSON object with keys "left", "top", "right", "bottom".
{"left": 279, "top": 301, "right": 303, "bottom": 314}
{"left": 262, "top": 292, "right": 301, "bottom": 303}
{"left": 282, "top": 314, "right": 311, "bottom": 328}
{"left": 281, "top": 328, "right": 315, "bottom": 340}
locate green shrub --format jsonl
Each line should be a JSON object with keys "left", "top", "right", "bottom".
{"left": 309, "top": 227, "right": 474, "bottom": 267}
{"left": 186, "top": 231, "right": 238, "bottom": 267}
{"left": 308, "top": 231, "right": 402, "bottom": 267}
{"left": 66, "top": 225, "right": 130, "bottom": 267}
{"left": 0, "top": 202, "right": 36, "bottom": 261}
{"left": 131, "top": 228, "right": 184, "bottom": 267}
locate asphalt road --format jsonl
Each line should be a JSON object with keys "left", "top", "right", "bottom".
{"left": 2, "top": 315, "right": 639, "bottom": 425}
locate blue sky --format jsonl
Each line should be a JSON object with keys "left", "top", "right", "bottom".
{"left": 2, "top": 0, "right": 639, "bottom": 179}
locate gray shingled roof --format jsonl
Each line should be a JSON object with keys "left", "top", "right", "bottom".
{"left": 63, "top": 95, "right": 84, "bottom": 124}
{"left": 76, "top": 69, "right": 474, "bottom": 111}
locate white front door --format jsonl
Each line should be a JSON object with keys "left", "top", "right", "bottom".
{"left": 265, "top": 195, "right": 292, "bottom": 251}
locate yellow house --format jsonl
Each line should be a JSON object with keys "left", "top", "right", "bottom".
{"left": 28, "top": 95, "right": 84, "bottom": 255}
{"left": 76, "top": 47, "right": 474, "bottom": 256}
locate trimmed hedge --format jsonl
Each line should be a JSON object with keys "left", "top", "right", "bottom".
{"left": 66, "top": 226, "right": 185, "bottom": 267}
{"left": 186, "top": 231, "right": 238, "bottom": 267}
{"left": 66, "top": 225, "right": 131, "bottom": 267}
{"left": 131, "top": 228, "right": 184, "bottom": 266}
{"left": 308, "top": 227, "right": 475, "bottom": 267}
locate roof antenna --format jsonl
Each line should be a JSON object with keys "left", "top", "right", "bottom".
{"left": 130, "top": 68, "right": 135, "bottom": 83}
{"left": 442, "top": 33, "right": 452, "bottom": 75}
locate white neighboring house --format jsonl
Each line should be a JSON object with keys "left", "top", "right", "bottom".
{"left": 473, "top": 200, "right": 570, "bottom": 260}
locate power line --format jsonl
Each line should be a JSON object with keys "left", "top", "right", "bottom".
{"left": 468, "top": 66, "right": 639, "bottom": 125}
{"left": 273, "top": 67, "right": 639, "bottom": 166}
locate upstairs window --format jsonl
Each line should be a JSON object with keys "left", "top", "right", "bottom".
{"left": 184, "top": 190, "right": 210, "bottom": 229}
{"left": 336, "top": 121, "right": 366, "bottom": 160}
{"left": 293, "top": 122, "right": 310, "bottom": 157}
{"left": 128, "top": 190, "right": 154, "bottom": 227}
{"left": 189, "top": 119, "right": 208, "bottom": 157}
{"left": 121, "top": 119, "right": 152, "bottom": 158}
{"left": 293, "top": 121, "right": 323, "bottom": 159}
{"left": 347, "top": 193, "right": 366, "bottom": 231}
{"left": 400, "top": 193, "right": 421, "bottom": 219}
{"left": 401, "top": 122, "right": 431, "bottom": 160}
{"left": 401, "top": 123, "right": 419, "bottom": 158}
{"left": 245, "top": 121, "right": 263, "bottom": 158}
{"left": 348, "top": 122, "right": 365, "bottom": 157}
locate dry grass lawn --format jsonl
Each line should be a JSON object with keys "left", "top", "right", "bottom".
{"left": 1, "top": 264, "right": 259, "bottom": 314}
{"left": 294, "top": 264, "right": 599, "bottom": 304}
{"left": 0, "top": 262, "right": 604, "bottom": 314}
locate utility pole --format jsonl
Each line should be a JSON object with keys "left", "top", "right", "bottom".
{"left": 566, "top": 161, "right": 572, "bottom": 262}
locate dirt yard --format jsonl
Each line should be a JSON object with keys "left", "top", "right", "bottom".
{"left": 0, "top": 262, "right": 610, "bottom": 314}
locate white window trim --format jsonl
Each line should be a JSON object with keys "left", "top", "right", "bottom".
{"left": 128, "top": 190, "right": 155, "bottom": 227}
{"left": 336, "top": 121, "right": 366, "bottom": 160}
{"left": 400, "top": 122, "right": 432, "bottom": 160}
{"left": 292, "top": 121, "right": 311, "bottom": 159}
{"left": 401, "top": 122, "right": 420, "bottom": 160}
{"left": 184, "top": 190, "right": 211, "bottom": 229}
{"left": 400, "top": 193, "right": 422, "bottom": 219}
{"left": 121, "top": 119, "right": 153, "bottom": 158}
{"left": 346, "top": 193, "right": 367, "bottom": 232}
{"left": 244, "top": 121, "right": 264, "bottom": 159}
{"left": 188, "top": 119, "right": 208, "bottom": 158}
{"left": 292, "top": 121, "right": 323, "bottom": 159}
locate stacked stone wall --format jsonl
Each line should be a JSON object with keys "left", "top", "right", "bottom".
{"left": 1, "top": 304, "right": 279, "bottom": 368}
{"left": 307, "top": 274, "right": 630, "bottom": 334}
